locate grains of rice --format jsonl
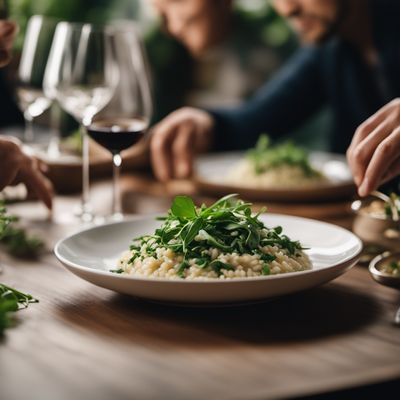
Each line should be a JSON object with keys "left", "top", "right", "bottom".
{"left": 225, "top": 159, "right": 327, "bottom": 188}
{"left": 117, "top": 244, "right": 312, "bottom": 280}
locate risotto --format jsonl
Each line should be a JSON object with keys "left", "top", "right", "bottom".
{"left": 226, "top": 134, "right": 327, "bottom": 188}
{"left": 114, "top": 194, "right": 312, "bottom": 280}
{"left": 226, "top": 159, "right": 327, "bottom": 188}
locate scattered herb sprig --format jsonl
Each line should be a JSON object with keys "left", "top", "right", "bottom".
{"left": 247, "top": 134, "right": 321, "bottom": 177}
{"left": 0, "top": 202, "right": 44, "bottom": 258}
{"left": 0, "top": 284, "right": 38, "bottom": 335}
{"left": 121, "top": 194, "right": 304, "bottom": 278}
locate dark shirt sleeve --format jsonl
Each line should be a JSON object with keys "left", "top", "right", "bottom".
{"left": 208, "top": 46, "right": 326, "bottom": 151}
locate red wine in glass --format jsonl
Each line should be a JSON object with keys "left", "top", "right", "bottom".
{"left": 87, "top": 117, "right": 147, "bottom": 154}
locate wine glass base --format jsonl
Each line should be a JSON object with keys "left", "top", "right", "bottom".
{"left": 73, "top": 204, "right": 94, "bottom": 223}
{"left": 93, "top": 213, "right": 124, "bottom": 226}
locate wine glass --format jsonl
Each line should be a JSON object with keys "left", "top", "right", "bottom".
{"left": 87, "top": 25, "right": 152, "bottom": 220}
{"left": 44, "top": 22, "right": 118, "bottom": 221}
{"left": 16, "top": 15, "right": 57, "bottom": 144}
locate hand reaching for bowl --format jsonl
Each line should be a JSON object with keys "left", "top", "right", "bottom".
{"left": 150, "top": 107, "right": 215, "bottom": 181}
{"left": 0, "top": 138, "right": 53, "bottom": 209}
{"left": 347, "top": 98, "right": 400, "bottom": 197}
{"left": 0, "top": 20, "right": 18, "bottom": 67}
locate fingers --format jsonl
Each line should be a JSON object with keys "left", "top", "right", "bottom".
{"left": 347, "top": 100, "right": 400, "bottom": 170}
{"left": 172, "top": 121, "right": 195, "bottom": 179}
{"left": 0, "top": 140, "right": 22, "bottom": 189}
{"left": 347, "top": 116, "right": 398, "bottom": 186}
{"left": 150, "top": 108, "right": 214, "bottom": 182}
{"left": 0, "top": 21, "right": 18, "bottom": 46}
{"left": 19, "top": 164, "right": 54, "bottom": 210}
{"left": 358, "top": 127, "right": 400, "bottom": 196}
{"left": 150, "top": 120, "right": 176, "bottom": 182}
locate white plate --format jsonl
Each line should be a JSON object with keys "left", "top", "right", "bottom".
{"left": 195, "top": 151, "right": 355, "bottom": 202}
{"left": 54, "top": 214, "right": 362, "bottom": 304}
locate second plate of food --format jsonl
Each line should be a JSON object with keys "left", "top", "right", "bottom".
{"left": 194, "top": 141, "right": 355, "bottom": 202}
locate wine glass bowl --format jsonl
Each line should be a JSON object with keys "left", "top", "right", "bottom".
{"left": 16, "top": 15, "right": 57, "bottom": 143}
{"left": 44, "top": 22, "right": 119, "bottom": 221}
{"left": 86, "top": 25, "right": 152, "bottom": 219}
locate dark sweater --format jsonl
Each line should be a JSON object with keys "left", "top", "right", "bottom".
{"left": 210, "top": 0, "right": 400, "bottom": 154}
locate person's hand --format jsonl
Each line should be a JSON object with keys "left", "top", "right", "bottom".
{"left": 0, "top": 20, "right": 18, "bottom": 67}
{"left": 347, "top": 98, "right": 400, "bottom": 197}
{"left": 150, "top": 107, "right": 215, "bottom": 181}
{"left": 0, "top": 138, "right": 53, "bottom": 209}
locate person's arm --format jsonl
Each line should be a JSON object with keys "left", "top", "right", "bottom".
{"left": 210, "top": 46, "right": 326, "bottom": 151}
{"left": 151, "top": 47, "right": 326, "bottom": 181}
{"left": 347, "top": 98, "right": 400, "bottom": 197}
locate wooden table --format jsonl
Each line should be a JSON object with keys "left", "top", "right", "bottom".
{"left": 1, "top": 175, "right": 400, "bottom": 400}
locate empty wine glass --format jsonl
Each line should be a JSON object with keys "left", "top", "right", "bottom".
{"left": 44, "top": 22, "right": 119, "bottom": 221}
{"left": 87, "top": 25, "right": 152, "bottom": 220}
{"left": 16, "top": 15, "right": 57, "bottom": 144}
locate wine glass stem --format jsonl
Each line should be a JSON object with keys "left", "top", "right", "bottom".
{"left": 112, "top": 152, "right": 122, "bottom": 217}
{"left": 24, "top": 113, "right": 34, "bottom": 143}
{"left": 81, "top": 125, "right": 91, "bottom": 215}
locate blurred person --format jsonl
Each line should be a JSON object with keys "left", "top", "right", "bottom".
{"left": 150, "top": 0, "right": 400, "bottom": 196}
{"left": 0, "top": 19, "right": 52, "bottom": 209}
{"left": 152, "top": 0, "right": 232, "bottom": 57}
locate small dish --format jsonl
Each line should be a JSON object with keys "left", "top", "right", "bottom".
{"left": 352, "top": 197, "right": 400, "bottom": 251}
{"left": 369, "top": 252, "right": 400, "bottom": 290}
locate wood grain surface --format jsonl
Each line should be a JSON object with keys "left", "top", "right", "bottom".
{"left": 1, "top": 176, "right": 400, "bottom": 400}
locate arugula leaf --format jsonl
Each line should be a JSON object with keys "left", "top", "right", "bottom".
{"left": 176, "top": 261, "right": 190, "bottom": 278}
{"left": 0, "top": 284, "right": 38, "bottom": 336}
{"left": 171, "top": 196, "right": 197, "bottom": 219}
{"left": 210, "top": 260, "right": 234, "bottom": 276}
{"left": 0, "top": 202, "right": 44, "bottom": 258}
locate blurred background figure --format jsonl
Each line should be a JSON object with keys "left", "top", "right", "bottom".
{"left": 150, "top": 0, "right": 400, "bottom": 196}
{"left": 152, "top": 0, "right": 232, "bottom": 58}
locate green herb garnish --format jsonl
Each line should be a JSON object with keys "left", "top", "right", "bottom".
{"left": 0, "top": 284, "right": 38, "bottom": 336}
{"left": 389, "top": 261, "right": 400, "bottom": 271}
{"left": 110, "top": 268, "right": 124, "bottom": 274}
{"left": 0, "top": 202, "right": 44, "bottom": 258}
{"left": 125, "top": 194, "right": 304, "bottom": 278}
{"left": 384, "top": 193, "right": 400, "bottom": 219}
{"left": 247, "top": 134, "right": 321, "bottom": 177}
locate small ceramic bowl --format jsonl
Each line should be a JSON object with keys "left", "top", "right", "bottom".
{"left": 352, "top": 197, "right": 400, "bottom": 251}
{"left": 369, "top": 252, "right": 400, "bottom": 290}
